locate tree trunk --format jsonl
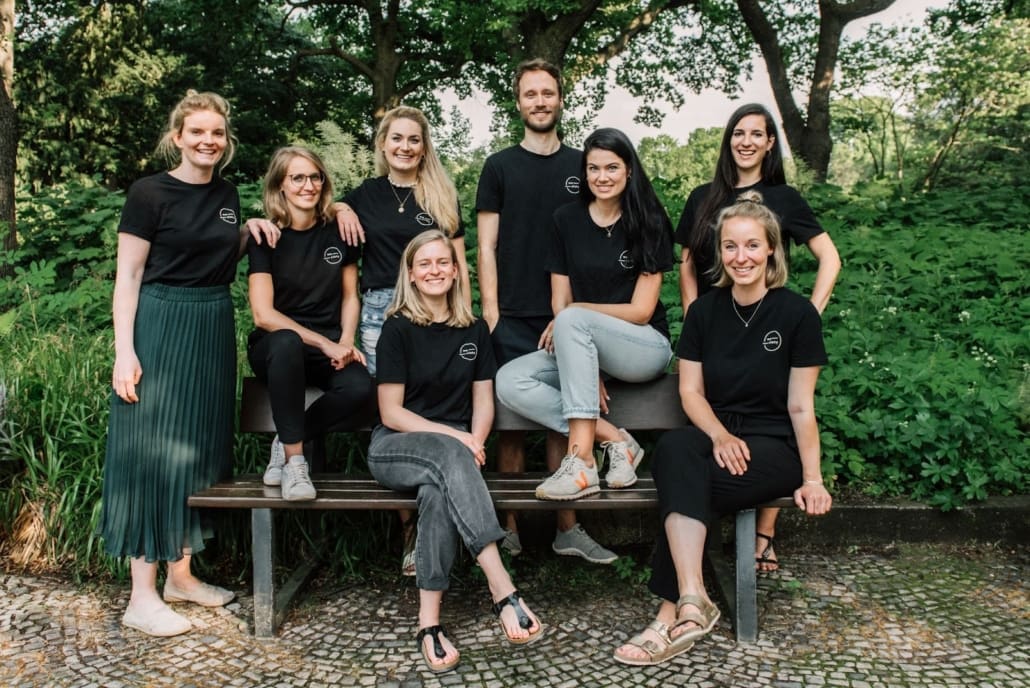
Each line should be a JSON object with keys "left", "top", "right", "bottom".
{"left": 1, "top": 0, "right": 16, "bottom": 264}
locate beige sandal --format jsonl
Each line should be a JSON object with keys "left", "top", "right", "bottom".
{"left": 613, "top": 620, "right": 695, "bottom": 666}
{"left": 672, "top": 594, "right": 721, "bottom": 645}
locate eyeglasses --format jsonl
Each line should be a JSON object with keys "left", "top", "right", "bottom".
{"left": 286, "top": 173, "right": 325, "bottom": 187}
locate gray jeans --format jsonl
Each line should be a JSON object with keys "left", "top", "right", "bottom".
{"left": 367, "top": 425, "right": 506, "bottom": 591}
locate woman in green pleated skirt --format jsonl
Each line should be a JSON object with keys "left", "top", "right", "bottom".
{"left": 98, "top": 91, "right": 255, "bottom": 637}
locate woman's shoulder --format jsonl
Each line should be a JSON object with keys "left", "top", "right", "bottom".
{"left": 552, "top": 199, "right": 587, "bottom": 223}
{"left": 687, "top": 182, "right": 713, "bottom": 203}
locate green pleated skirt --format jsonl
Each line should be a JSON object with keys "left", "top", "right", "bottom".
{"left": 98, "top": 283, "right": 235, "bottom": 562}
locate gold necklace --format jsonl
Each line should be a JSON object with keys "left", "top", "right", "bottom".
{"left": 388, "top": 181, "right": 415, "bottom": 213}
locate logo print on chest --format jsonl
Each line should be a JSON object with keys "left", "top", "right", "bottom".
{"left": 219, "top": 208, "right": 238, "bottom": 224}
{"left": 564, "top": 176, "right": 581, "bottom": 194}
{"left": 415, "top": 212, "right": 435, "bottom": 227}
{"left": 762, "top": 331, "right": 782, "bottom": 352}
{"left": 618, "top": 250, "right": 634, "bottom": 270}
{"left": 323, "top": 247, "right": 343, "bottom": 265}
{"left": 458, "top": 343, "right": 478, "bottom": 361}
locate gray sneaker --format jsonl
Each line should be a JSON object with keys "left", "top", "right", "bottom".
{"left": 281, "top": 456, "right": 316, "bottom": 501}
{"left": 552, "top": 524, "right": 617, "bottom": 564}
{"left": 501, "top": 529, "right": 523, "bottom": 557}
{"left": 263, "top": 435, "right": 286, "bottom": 486}
{"left": 535, "top": 452, "right": 599, "bottom": 501}
{"left": 603, "top": 429, "right": 644, "bottom": 488}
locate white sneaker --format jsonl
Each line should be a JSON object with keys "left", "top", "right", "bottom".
{"left": 263, "top": 435, "right": 286, "bottom": 486}
{"left": 281, "top": 456, "right": 316, "bottom": 501}
{"left": 535, "top": 451, "right": 599, "bottom": 501}
{"left": 603, "top": 429, "right": 644, "bottom": 488}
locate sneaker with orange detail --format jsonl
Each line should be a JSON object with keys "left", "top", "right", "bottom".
{"left": 535, "top": 453, "right": 599, "bottom": 501}
{"left": 602, "top": 428, "right": 644, "bottom": 488}
{"left": 552, "top": 524, "right": 617, "bottom": 564}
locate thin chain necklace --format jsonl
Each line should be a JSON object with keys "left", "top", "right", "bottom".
{"left": 600, "top": 216, "right": 620, "bottom": 238}
{"left": 388, "top": 177, "right": 416, "bottom": 213}
{"left": 731, "top": 292, "right": 766, "bottom": 328}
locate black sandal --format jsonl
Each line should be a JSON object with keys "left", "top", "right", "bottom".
{"left": 755, "top": 532, "right": 779, "bottom": 572}
{"left": 491, "top": 590, "right": 543, "bottom": 645}
{"left": 415, "top": 624, "right": 459, "bottom": 673}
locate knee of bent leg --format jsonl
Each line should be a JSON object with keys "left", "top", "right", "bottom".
{"left": 553, "top": 305, "right": 590, "bottom": 335}
{"left": 267, "top": 328, "right": 304, "bottom": 352}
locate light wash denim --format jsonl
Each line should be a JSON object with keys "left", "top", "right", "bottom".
{"left": 359, "top": 287, "right": 395, "bottom": 376}
{"left": 495, "top": 306, "right": 672, "bottom": 434}
{"left": 367, "top": 425, "right": 506, "bottom": 591}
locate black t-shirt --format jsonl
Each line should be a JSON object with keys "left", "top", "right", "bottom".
{"left": 247, "top": 219, "right": 360, "bottom": 337}
{"left": 674, "top": 181, "right": 824, "bottom": 297}
{"left": 118, "top": 172, "right": 241, "bottom": 286}
{"left": 342, "top": 177, "right": 464, "bottom": 291}
{"left": 547, "top": 202, "right": 675, "bottom": 338}
{"left": 475, "top": 144, "right": 582, "bottom": 317}
{"left": 376, "top": 315, "right": 497, "bottom": 426}
{"left": 678, "top": 287, "right": 827, "bottom": 437}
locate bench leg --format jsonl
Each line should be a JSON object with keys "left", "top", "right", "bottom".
{"left": 734, "top": 508, "right": 758, "bottom": 643}
{"left": 252, "top": 508, "right": 276, "bottom": 638}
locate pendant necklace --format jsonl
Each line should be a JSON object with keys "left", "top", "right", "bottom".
{"left": 388, "top": 175, "right": 416, "bottom": 213}
{"left": 732, "top": 293, "right": 766, "bottom": 328}
{"left": 597, "top": 213, "right": 621, "bottom": 238}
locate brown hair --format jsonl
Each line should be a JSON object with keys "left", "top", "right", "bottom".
{"left": 513, "top": 58, "right": 564, "bottom": 100}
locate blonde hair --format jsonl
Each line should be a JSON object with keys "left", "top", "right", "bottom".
{"left": 387, "top": 230, "right": 474, "bottom": 327}
{"left": 155, "top": 90, "right": 236, "bottom": 171}
{"left": 374, "top": 107, "right": 460, "bottom": 235}
{"left": 712, "top": 190, "right": 789, "bottom": 289}
{"left": 261, "top": 146, "right": 336, "bottom": 227}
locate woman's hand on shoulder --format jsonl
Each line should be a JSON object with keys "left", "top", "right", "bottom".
{"left": 112, "top": 352, "right": 142, "bottom": 403}
{"left": 794, "top": 482, "right": 832, "bottom": 516}
{"left": 711, "top": 431, "right": 750, "bottom": 475}
{"left": 245, "top": 218, "right": 281, "bottom": 248}
{"left": 335, "top": 203, "right": 365, "bottom": 246}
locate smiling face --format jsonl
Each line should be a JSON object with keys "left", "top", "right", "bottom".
{"left": 730, "top": 113, "right": 775, "bottom": 178}
{"left": 172, "top": 109, "right": 228, "bottom": 174}
{"left": 720, "top": 215, "right": 774, "bottom": 290}
{"left": 382, "top": 117, "right": 424, "bottom": 178}
{"left": 585, "top": 148, "right": 628, "bottom": 202}
{"left": 408, "top": 239, "right": 457, "bottom": 299}
{"left": 279, "top": 155, "right": 325, "bottom": 221}
{"left": 517, "top": 69, "right": 562, "bottom": 134}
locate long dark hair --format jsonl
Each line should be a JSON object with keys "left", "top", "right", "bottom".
{"left": 580, "top": 128, "right": 672, "bottom": 274}
{"left": 689, "top": 104, "right": 785, "bottom": 268}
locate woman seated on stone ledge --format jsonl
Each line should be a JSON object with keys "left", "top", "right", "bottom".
{"left": 614, "top": 191, "right": 833, "bottom": 666}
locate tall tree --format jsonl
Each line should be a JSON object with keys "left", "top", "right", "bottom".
{"left": 0, "top": 0, "right": 15, "bottom": 257}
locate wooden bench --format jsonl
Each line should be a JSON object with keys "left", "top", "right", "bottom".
{"left": 190, "top": 375, "right": 795, "bottom": 640}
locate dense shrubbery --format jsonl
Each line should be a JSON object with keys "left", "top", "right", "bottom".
{"left": 0, "top": 177, "right": 1026, "bottom": 579}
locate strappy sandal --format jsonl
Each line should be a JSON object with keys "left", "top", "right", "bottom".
{"left": 612, "top": 620, "right": 694, "bottom": 666}
{"left": 756, "top": 532, "right": 779, "bottom": 572}
{"left": 491, "top": 590, "right": 543, "bottom": 645}
{"left": 672, "top": 594, "right": 721, "bottom": 645}
{"left": 415, "top": 625, "right": 459, "bottom": 674}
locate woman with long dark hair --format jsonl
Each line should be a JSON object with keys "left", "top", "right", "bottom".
{"left": 496, "top": 127, "right": 675, "bottom": 509}
{"left": 678, "top": 103, "right": 840, "bottom": 570}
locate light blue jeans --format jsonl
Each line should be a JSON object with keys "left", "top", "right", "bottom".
{"left": 495, "top": 306, "right": 672, "bottom": 434}
{"left": 359, "top": 287, "right": 395, "bottom": 377}
{"left": 367, "top": 425, "right": 507, "bottom": 591}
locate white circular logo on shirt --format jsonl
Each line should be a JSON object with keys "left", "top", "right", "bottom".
{"left": 564, "top": 176, "right": 581, "bottom": 194}
{"left": 219, "top": 208, "right": 238, "bottom": 224}
{"left": 415, "top": 212, "right": 435, "bottom": 227}
{"left": 459, "top": 343, "right": 478, "bottom": 361}
{"left": 323, "top": 247, "right": 343, "bottom": 265}
{"left": 618, "top": 250, "right": 634, "bottom": 270}
{"left": 763, "top": 331, "right": 782, "bottom": 352}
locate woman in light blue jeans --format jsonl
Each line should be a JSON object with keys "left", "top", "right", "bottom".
{"left": 496, "top": 128, "right": 675, "bottom": 502}
{"left": 368, "top": 231, "right": 543, "bottom": 674}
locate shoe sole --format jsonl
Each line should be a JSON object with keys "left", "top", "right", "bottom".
{"left": 552, "top": 545, "right": 617, "bottom": 564}
{"left": 534, "top": 485, "right": 600, "bottom": 501}
{"left": 606, "top": 474, "right": 638, "bottom": 489}
{"left": 122, "top": 615, "right": 192, "bottom": 637}
{"left": 263, "top": 475, "right": 281, "bottom": 486}
{"left": 282, "top": 492, "right": 316, "bottom": 501}
{"left": 612, "top": 637, "right": 695, "bottom": 666}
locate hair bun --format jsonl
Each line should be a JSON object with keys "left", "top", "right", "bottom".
{"left": 736, "top": 190, "right": 765, "bottom": 205}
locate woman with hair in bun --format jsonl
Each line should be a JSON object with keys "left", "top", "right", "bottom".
{"left": 614, "top": 191, "right": 832, "bottom": 666}
{"left": 246, "top": 146, "right": 373, "bottom": 501}
{"left": 368, "top": 230, "right": 542, "bottom": 673}
{"left": 677, "top": 103, "right": 841, "bottom": 572}
{"left": 99, "top": 91, "right": 265, "bottom": 636}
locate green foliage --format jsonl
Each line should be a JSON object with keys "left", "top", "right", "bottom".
{"left": 305, "top": 121, "right": 375, "bottom": 194}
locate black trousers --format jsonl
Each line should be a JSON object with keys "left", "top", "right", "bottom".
{"left": 247, "top": 329, "right": 374, "bottom": 445}
{"left": 647, "top": 426, "right": 802, "bottom": 603}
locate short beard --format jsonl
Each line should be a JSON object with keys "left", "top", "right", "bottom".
{"left": 521, "top": 108, "right": 560, "bottom": 134}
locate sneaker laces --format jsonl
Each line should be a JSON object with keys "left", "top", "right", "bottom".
{"left": 550, "top": 455, "right": 580, "bottom": 479}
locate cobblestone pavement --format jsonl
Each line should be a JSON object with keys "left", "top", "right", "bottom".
{"left": 1, "top": 543, "right": 1027, "bottom": 688}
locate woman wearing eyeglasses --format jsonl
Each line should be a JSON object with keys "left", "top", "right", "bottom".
{"left": 246, "top": 146, "right": 374, "bottom": 500}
